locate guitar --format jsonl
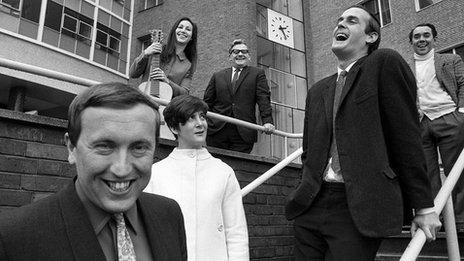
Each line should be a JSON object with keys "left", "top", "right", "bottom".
{"left": 138, "top": 29, "right": 175, "bottom": 141}
{"left": 138, "top": 29, "right": 173, "bottom": 101}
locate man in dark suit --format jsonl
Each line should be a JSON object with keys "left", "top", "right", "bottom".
{"left": 0, "top": 83, "right": 187, "bottom": 261}
{"left": 203, "top": 39, "right": 274, "bottom": 153}
{"left": 285, "top": 6, "right": 441, "bottom": 260}
{"left": 409, "top": 23, "right": 464, "bottom": 232}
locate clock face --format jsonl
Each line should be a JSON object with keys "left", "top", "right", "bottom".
{"left": 267, "top": 8, "right": 294, "bottom": 48}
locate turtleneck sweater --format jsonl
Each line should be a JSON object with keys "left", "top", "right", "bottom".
{"left": 415, "top": 49, "right": 456, "bottom": 120}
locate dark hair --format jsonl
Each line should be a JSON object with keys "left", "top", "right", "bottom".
{"left": 67, "top": 82, "right": 160, "bottom": 146}
{"left": 228, "top": 39, "right": 248, "bottom": 54}
{"left": 350, "top": 5, "right": 381, "bottom": 54}
{"left": 163, "top": 95, "right": 208, "bottom": 138}
{"left": 409, "top": 23, "right": 437, "bottom": 42}
{"left": 160, "top": 17, "right": 198, "bottom": 74}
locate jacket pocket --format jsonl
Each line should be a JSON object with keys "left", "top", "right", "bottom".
{"left": 354, "top": 90, "right": 375, "bottom": 104}
{"left": 383, "top": 166, "right": 397, "bottom": 179}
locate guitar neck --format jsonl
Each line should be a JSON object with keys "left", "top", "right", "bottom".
{"left": 149, "top": 53, "right": 160, "bottom": 96}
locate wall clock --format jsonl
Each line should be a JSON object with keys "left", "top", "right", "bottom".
{"left": 267, "top": 8, "right": 294, "bottom": 48}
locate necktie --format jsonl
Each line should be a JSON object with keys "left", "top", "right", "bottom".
{"left": 232, "top": 68, "right": 242, "bottom": 92}
{"left": 330, "top": 70, "right": 347, "bottom": 175}
{"left": 114, "top": 213, "right": 136, "bottom": 261}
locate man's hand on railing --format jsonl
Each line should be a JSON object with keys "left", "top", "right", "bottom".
{"left": 410, "top": 211, "right": 441, "bottom": 242}
{"left": 262, "top": 123, "right": 275, "bottom": 134}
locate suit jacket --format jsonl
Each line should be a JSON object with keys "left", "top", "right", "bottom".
{"left": 203, "top": 66, "right": 273, "bottom": 143}
{"left": 285, "top": 49, "right": 434, "bottom": 238}
{"left": 434, "top": 52, "right": 464, "bottom": 108}
{"left": 0, "top": 181, "right": 187, "bottom": 261}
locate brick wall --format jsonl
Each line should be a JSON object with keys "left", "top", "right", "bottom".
{"left": 0, "top": 109, "right": 301, "bottom": 260}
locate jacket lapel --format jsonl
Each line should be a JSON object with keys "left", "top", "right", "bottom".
{"left": 59, "top": 181, "right": 106, "bottom": 260}
{"left": 224, "top": 67, "right": 234, "bottom": 95}
{"left": 434, "top": 52, "right": 445, "bottom": 85}
{"left": 138, "top": 196, "right": 167, "bottom": 260}
{"left": 322, "top": 74, "right": 338, "bottom": 130}
{"left": 338, "top": 57, "right": 365, "bottom": 112}
{"left": 233, "top": 66, "right": 249, "bottom": 94}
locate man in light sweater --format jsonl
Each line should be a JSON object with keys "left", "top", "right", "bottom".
{"left": 409, "top": 23, "right": 464, "bottom": 232}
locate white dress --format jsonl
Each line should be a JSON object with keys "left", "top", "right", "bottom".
{"left": 144, "top": 148, "right": 249, "bottom": 261}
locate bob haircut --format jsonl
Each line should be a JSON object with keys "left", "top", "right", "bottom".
{"left": 67, "top": 82, "right": 160, "bottom": 146}
{"left": 163, "top": 94, "right": 208, "bottom": 138}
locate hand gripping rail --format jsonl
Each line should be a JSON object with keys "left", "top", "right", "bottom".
{"left": 401, "top": 148, "right": 464, "bottom": 260}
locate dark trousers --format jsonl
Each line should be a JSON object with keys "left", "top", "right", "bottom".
{"left": 206, "top": 123, "right": 254, "bottom": 153}
{"left": 421, "top": 110, "right": 464, "bottom": 223}
{"left": 293, "top": 182, "right": 381, "bottom": 261}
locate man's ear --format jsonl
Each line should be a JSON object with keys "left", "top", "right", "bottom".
{"left": 366, "top": 31, "right": 379, "bottom": 45}
{"left": 64, "top": 133, "right": 76, "bottom": 164}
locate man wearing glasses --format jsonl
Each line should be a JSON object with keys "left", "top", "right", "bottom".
{"left": 204, "top": 39, "right": 275, "bottom": 153}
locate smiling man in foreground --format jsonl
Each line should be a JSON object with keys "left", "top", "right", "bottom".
{"left": 285, "top": 5, "right": 441, "bottom": 260}
{"left": 0, "top": 82, "right": 187, "bottom": 261}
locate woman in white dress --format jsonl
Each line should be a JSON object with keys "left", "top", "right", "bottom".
{"left": 144, "top": 95, "right": 249, "bottom": 261}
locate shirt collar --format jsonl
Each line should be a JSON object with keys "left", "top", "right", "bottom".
{"left": 75, "top": 180, "right": 139, "bottom": 235}
{"left": 233, "top": 66, "right": 246, "bottom": 72}
{"left": 338, "top": 60, "right": 356, "bottom": 75}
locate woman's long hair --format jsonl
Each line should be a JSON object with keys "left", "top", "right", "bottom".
{"left": 160, "top": 17, "right": 198, "bottom": 74}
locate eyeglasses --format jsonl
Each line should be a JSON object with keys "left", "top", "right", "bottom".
{"left": 230, "top": 49, "right": 249, "bottom": 55}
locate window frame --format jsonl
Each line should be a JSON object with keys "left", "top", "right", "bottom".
{"left": 142, "top": 0, "right": 163, "bottom": 10}
{"left": 414, "top": 0, "right": 443, "bottom": 11}
{"left": 358, "top": 0, "right": 392, "bottom": 27}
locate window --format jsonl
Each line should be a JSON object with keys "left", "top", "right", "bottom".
{"left": 1, "top": 0, "right": 20, "bottom": 10}
{"left": 0, "top": 0, "right": 131, "bottom": 74}
{"left": 360, "top": 0, "right": 391, "bottom": 26}
{"left": 143, "top": 0, "right": 163, "bottom": 10}
{"left": 415, "top": 0, "right": 442, "bottom": 10}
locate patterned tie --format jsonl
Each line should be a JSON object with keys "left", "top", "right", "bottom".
{"left": 114, "top": 213, "right": 136, "bottom": 261}
{"left": 330, "top": 70, "right": 347, "bottom": 175}
{"left": 232, "top": 68, "right": 242, "bottom": 92}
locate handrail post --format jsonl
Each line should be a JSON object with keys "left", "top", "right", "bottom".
{"left": 440, "top": 173, "right": 461, "bottom": 261}
{"left": 442, "top": 194, "right": 460, "bottom": 260}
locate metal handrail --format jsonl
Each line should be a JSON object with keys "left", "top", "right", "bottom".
{"left": 401, "top": 148, "right": 464, "bottom": 260}
{"left": 0, "top": 57, "right": 99, "bottom": 87}
{"left": 0, "top": 57, "right": 303, "bottom": 139}
{"left": 151, "top": 96, "right": 302, "bottom": 139}
{"left": 241, "top": 147, "right": 303, "bottom": 196}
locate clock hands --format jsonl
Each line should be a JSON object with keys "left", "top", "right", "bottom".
{"left": 278, "top": 25, "right": 289, "bottom": 40}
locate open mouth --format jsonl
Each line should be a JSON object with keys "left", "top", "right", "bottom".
{"left": 335, "top": 33, "right": 348, "bottom": 41}
{"left": 105, "top": 180, "right": 133, "bottom": 193}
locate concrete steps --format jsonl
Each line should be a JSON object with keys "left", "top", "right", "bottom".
{"left": 376, "top": 231, "right": 464, "bottom": 260}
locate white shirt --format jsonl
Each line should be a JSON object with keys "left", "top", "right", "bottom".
{"left": 231, "top": 67, "right": 243, "bottom": 81}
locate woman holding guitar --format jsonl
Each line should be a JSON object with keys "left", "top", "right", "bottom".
{"left": 130, "top": 17, "right": 198, "bottom": 99}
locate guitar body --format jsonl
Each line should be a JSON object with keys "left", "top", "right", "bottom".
{"left": 138, "top": 80, "right": 173, "bottom": 101}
